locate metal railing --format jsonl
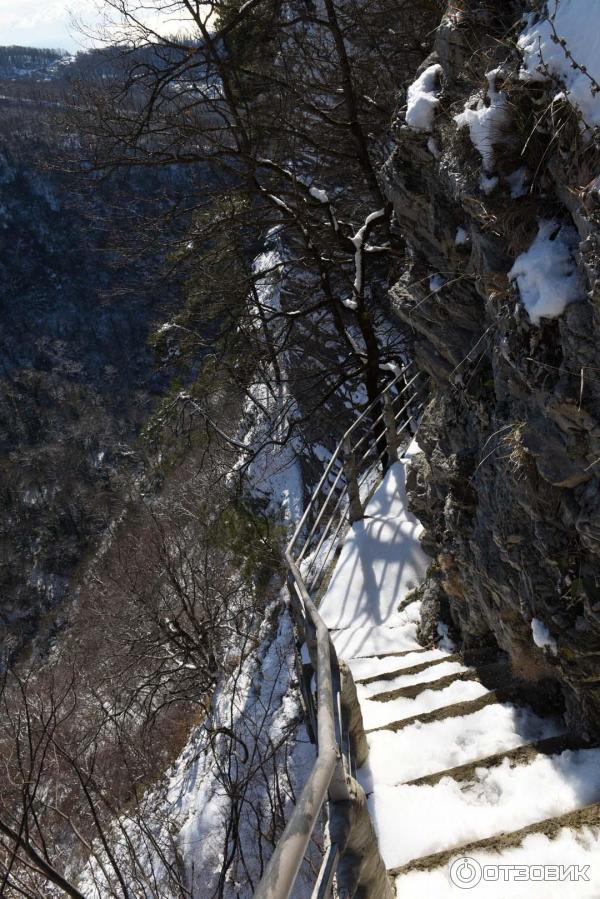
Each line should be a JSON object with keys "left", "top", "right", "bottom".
{"left": 254, "top": 361, "right": 425, "bottom": 899}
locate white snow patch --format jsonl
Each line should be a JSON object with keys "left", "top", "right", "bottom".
{"left": 319, "top": 515, "right": 428, "bottom": 632}
{"left": 436, "top": 621, "right": 456, "bottom": 652}
{"left": 518, "top": 0, "right": 600, "bottom": 127}
{"left": 455, "top": 226, "right": 468, "bottom": 245}
{"left": 406, "top": 64, "right": 443, "bottom": 132}
{"left": 429, "top": 273, "right": 446, "bottom": 293}
{"left": 350, "top": 208, "right": 385, "bottom": 294}
{"left": 364, "top": 461, "right": 412, "bottom": 520}
{"left": 427, "top": 136, "right": 441, "bottom": 158}
{"left": 531, "top": 616, "right": 558, "bottom": 654}
{"left": 370, "top": 747, "right": 600, "bottom": 869}
{"left": 508, "top": 219, "right": 584, "bottom": 324}
{"left": 506, "top": 165, "right": 529, "bottom": 198}
{"left": 332, "top": 619, "right": 421, "bottom": 659}
{"left": 309, "top": 185, "right": 329, "bottom": 203}
{"left": 454, "top": 69, "right": 510, "bottom": 171}
{"left": 479, "top": 173, "right": 498, "bottom": 194}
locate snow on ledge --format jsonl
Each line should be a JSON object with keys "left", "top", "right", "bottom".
{"left": 531, "top": 617, "right": 558, "bottom": 654}
{"left": 454, "top": 69, "right": 509, "bottom": 172}
{"left": 518, "top": 0, "right": 600, "bottom": 128}
{"left": 406, "top": 63, "right": 443, "bottom": 132}
{"left": 508, "top": 219, "right": 584, "bottom": 325}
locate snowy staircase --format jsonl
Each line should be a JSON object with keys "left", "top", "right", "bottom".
{"left": 319, "top": 444, "right": 600, "bottom": 897}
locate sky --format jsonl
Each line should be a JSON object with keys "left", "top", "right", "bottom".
{"left": 0, "top": 1, "right": 194, "bottom": 52}
{"left": 0, "top": 0, "right": 99, "bottom": 51}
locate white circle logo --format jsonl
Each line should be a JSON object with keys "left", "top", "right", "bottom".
{"left": 449, "top": 857, "right": 482, "bottom": 889}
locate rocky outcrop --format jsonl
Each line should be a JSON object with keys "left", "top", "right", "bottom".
{"left": 384, "top": 1, "right": 600, "bottom": 735}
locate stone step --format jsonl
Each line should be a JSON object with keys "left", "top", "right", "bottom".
{"left": 353, "top": 646, "right": 435, "bottom": 661}
{"left": 404, "top": 734, "right": 585, "bottom": 787}
{"left": 360, "top": 677, "right": 490, "bottom": 731}
{"left": 358, "top": 702, "right": 566, "bottom": 790}
{"left": 390, "top": 801, "right": 600, "bottom": 877}
{"left": 370, "top": 745, "right": 600, "bottom": 875}
{"left": 356, "top": 652, "right": 461, "bottom": 685}
{"left": 367, "top": 668, "right": 478, "bottom": 703}
{"left": 366, "top": 689, "right": 503, "bottom": 734}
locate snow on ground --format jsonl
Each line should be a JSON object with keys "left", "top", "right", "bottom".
{"left": 237, "top": 245, "right": 305, "bottom": 521}
{"left": 309, "top": 185, "right": 329, "bottom": 203}
{"left": 479, "top": 173, "right": 498, "bottom": 195}
{"left": 319, "top": 445, "right": 429, "bottom": 659}
{"left": 519, "top": 0, "right": 600, "bottom": 128}
{"left": 508, "top": 219, "right": 584, "bottom": 324}
{"left": 454, "top": 69, "right": 509, "bottom": 172}
{"left": 370, "top": 748, "right": 600, "bottom": 870}
{"left": 405, "top": 64, "right": 443, "bottom": 131}
{"left": 363, "top": 460, "right": 414, "bottom": 519}
{"left": 359, "top": 703, "right": 565, "bottom": 790}
{"left": 319, "top": 456, "right": 429, "bottom": 645}
{"left": 359, "top": 678, "right": 489, "bottom": 731}
{"left": 78, "top": 237, "right": 317, "bottom": 899}
{"left": 332, "top": 615, "right": 421, "bottom": 659}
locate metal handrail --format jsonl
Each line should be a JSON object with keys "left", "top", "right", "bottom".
{"left": 254, "top": 362, "right": 424, "bottom": 899}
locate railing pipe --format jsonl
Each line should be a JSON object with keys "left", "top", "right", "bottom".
{"left": 255, "top": 555, "right": 346, "bottom": 898}
{"left": 286, "top": 364, "right": 411, "bottom": 556}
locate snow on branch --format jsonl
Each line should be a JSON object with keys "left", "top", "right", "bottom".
{"left": 350, "top": 208, "right": 385, "bottom": 298}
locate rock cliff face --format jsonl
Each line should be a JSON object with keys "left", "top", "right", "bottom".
{"left": 384, "top": 1, "right": 600, "bottom": 735}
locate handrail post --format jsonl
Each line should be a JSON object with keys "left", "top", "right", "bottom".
{"left": 382, "top": 390, "right": 399, "bottom": 465}
{"left": 342, "top": 438, "right": 363, "bottom": 524}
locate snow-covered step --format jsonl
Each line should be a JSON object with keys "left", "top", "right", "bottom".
{"left": 358, "top": 659, "right": 469, "bottom": 699}
{"left": 405, "top": 733, "right": 581, "bottom": 787}
{"left": 368, "top": 747, "right": 600, "bottom": 871}
{"left": 361, "top": 678, "right": 489, "bottom": 731}
{"left": 367, "top": 688, "right": 510, "bottom": 733}
{"left": 353, "top": 650, "right": 459, "bottom": 684}
{"left": 358, "top": 703, "right": 566, "bottom": 790}
{"left": 364, "top": 653, "right": 516, "bottom": 703}
{"left": 393, "top": 804, "right": 600, "bottom": 898}
{"left": 363, "top": 666, "right": 478, "bottom": 703}
{"left": 331, "top": 619, "right": 421, "bottom": 659}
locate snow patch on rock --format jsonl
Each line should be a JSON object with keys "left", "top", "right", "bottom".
{"left": 406, "top": 64, "right": 443, "bottom": 132}
{"left": 508, "top": 219, "right": 584, "bottom": 324}
{"left": 454, "top": 69, "right": 509, "bottom": 171}
{"left": 518, "top": 0, "right": 600, "bottom": 128}
{"left": 531, "top": 616, "right": 558, "bottom": 654}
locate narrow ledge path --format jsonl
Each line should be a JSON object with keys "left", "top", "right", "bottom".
{"left": 318, "top": 441, "right": 600, "bottom": 898}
